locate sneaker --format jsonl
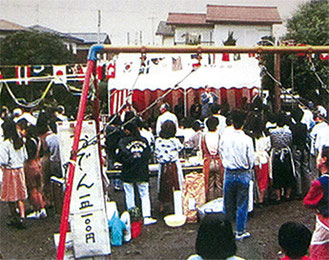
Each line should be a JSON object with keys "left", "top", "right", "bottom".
{"left": 235, "top": 231, "right": 251, "bottom": 241}
{"left": 143, "top": 217, "right": 157, "bottom": 226}
{"left": 39, "top": 209, "right": 47, "bottom": 219}
{"left": 26, "top": 211, "right": 40, "bottom": 219}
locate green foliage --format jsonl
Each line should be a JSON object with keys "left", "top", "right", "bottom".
{"left": 261, "top": 0, "right": 329, "bottom": 107}
{"left": 0, "top": 31, "right": 74, "bottom": 65}
{"left": 128, "top": 207, "right": 142, "bottom": 222}
{"left": 286, "top": 0, "right": 329, "bottom": 45}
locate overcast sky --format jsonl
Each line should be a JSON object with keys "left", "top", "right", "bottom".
{"left": 1, "top": 0, "right": 309, "bottom": 45}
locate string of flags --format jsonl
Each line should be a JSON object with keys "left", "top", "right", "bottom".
{"left": 0, "top": 51, "right": 327, "bottom": 85}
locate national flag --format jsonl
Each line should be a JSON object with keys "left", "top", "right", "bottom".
{"left": 53, "top": 65, "right": 67, "bottom": 84}
{"left": 15, "top": 66, "right": 31, "bottom": 85}
{"left": 233, "top": 53, "right": 241, "bottom": 61}
{"left": 222, "top": 53, "right": 230, "bottom": 62}
{"left": 139, "top": 60, "right": 150, "bottom": 75}
{"left": 106, "top": 61, "right": 116, "bottom": 79}
{"left": 123, "top": 62, "right": 133, "bottom": 73}
{"left": 172, "top": 57, "right": 182, "bottom": 71}
{"left": 319, "top": 53, "right": 329, "bottom": 61}
{"left": 32, "top": 65, "right": 45, "bottom": 76}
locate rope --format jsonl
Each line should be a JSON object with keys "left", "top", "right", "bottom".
{"left": 260, "top": 64, "right": 329, "bottom": 124}
{"left": 307, "top": 56, "right": 329, "bottom": 94}
{"left": 3, "top": 80, "right": 54, "bottom": 109}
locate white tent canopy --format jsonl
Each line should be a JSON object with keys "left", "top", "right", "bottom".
{"left": 107, "top": 53, "right": 261, "bottom": 91}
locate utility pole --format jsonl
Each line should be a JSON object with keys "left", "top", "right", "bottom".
{"left": 127, "top": 32, "right": 130, "bottom": 45}
{"left": 140, "top": 30, "right": 143, "bottom": 45}
{"left": 97, "top": 10, "right": 101, "bottom": 44}
{"left": 148, "top": 16, "right": 156, "bottom": 45}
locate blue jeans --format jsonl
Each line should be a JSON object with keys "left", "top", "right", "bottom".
{"left": 223, "top": 169, "right": 251, "bottom": 234}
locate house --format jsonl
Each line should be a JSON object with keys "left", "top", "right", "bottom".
{"left": 155, "top": 21, "right": 174, "bottom": 46}
{"left": 29, "top": 25, "right": 84, "bottom": 55}
{"left": 68, "top": 33, "right": 111, "bottom": 62}
{"left": 29, "top": 26, "right": 112, "bottom": 62}
{"left": 157, "top": 5, "right": 282, "bottom": 46}
{"left": 0, "top": 19, "right": 27, "bottom": 40}
{"left": 166, "top": 13, "right": 214, "bottom": 46}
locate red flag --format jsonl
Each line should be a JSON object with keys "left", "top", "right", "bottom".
{"left": 319, "top": 53, "right": 329, "bottom": 61}
{"left": 106, "top": 62, "right": 116, "bottom": 79}
{"left": 297, "top": 44, "right": 307, "bottom": 57}
{"left": 15, "top": 66, "right": 30, "bottom": 85}
{"left": 222, "top": 53, "right": 230, "bottom": 62}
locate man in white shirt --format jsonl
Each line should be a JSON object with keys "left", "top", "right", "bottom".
{"left": 219, "top": 110, "right": 255, "bottom": 241}
{"left": 155, "top": 103, "right": 179, "bottom": 136}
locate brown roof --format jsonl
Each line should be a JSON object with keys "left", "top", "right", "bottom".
{"left": 0, "top": 19, "right": 26, "bottom": 31}
{"left": 206, "top": 5, "right": 282, "bottom": 24}
{"left": 167, "top": 13, "right": 211, "bottom": 26}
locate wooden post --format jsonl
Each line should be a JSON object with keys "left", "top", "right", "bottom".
{"left": 274, "top": 53, "right": 281, "bottom": 112}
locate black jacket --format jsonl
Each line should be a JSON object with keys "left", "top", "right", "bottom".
{"left": 117, "top": 135, "right": 151, "bottom": 183}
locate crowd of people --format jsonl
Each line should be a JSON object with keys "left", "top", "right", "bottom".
{"left": 0, "top": 105, "right": 65, "bottom": 228}
{"left": 103, "top": 91, "right": 329, "bottom": 258}
{"left": 1, "top": 89, "right": 328, "bottom": 258}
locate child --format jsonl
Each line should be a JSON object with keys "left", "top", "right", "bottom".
{"left": 278, "top": 221, "right": 312, "bottom": 259}
{"left": 0, "top": 119, "right": 28, "bottom": 229}
{"left": 155, "top": 120, "right": 183, "bottom": 213}
{"left": 188, "top": 213, "right": 244, "bottom": 260}
{"left": 117, "top": 122, "right": 157, "bottom": 225}
{"left": 303, "top": 146, "right": 329, "bottom": 259}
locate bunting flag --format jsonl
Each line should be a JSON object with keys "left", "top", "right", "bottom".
{"left": 106, "top": 61, "right": 116, "bottom": 79}
{"left": 248, "top": 53, "right": 256, "bottom": 58}
{"left": 172, "top": 57, "right": 182, "bottom": 71}
{"left": 222, "top": 53, "right": 230, "bottom": 62}
{"left": 53, "top": 65, "right": 67, "bottom": 84}
{"left": 15, "top": 66, "right": 31, "bottom": 85}
{"left": 32, "top": 65, "right": 45, "bottom": 76}
{"left": 319, "top": 53, "right": 329, "bottom": 61}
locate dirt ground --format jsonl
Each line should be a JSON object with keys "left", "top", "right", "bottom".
{"left": 0, "top": 177, "right": 315, "bottom": 260}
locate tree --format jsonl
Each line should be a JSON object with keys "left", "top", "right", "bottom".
{"left": 261, "top": 0, "right": 329, "bottom": 109}
{"left": 0, "top": 31, "right": 78, "bottom": 114}
{"left": 0, "top": 31, "right": 74, "bottom": 65}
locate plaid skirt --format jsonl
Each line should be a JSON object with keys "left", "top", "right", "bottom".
{"left": 1, "top": 167, "right": 28, "bottom": 202}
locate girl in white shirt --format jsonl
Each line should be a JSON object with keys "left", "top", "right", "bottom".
{"left": 0, "top": 119, "right": 28, "bottom": 228}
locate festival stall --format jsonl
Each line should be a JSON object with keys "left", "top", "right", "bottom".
{"left": 107, "top": 53, "right": 262, "bottom": 115}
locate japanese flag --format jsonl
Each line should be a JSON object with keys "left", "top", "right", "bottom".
{"left": 53, "top": 65, "right": 67, "bottom": 84}
{"left": 319, "top": 53, "right": 329, "bottom": 61}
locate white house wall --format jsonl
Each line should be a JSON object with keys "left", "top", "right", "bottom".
{"left": 213, "top": 24, "right": 272, "bottom": 46}
{"left": 174, "top": 26, "right": 213, "bottom": 45}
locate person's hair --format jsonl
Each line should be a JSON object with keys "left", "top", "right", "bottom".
{"left": 291, "top": 107, "right": 304, "bottom": 123}
{"left": 231, "top": 110, "right": 246, "bottom": 129}
{"left": 278, "top": 221, "right": 311, "bottom": 259}
{"left": 109, "top": 114, "right": 122, "bottom": 126}
{"left": 192, "top": 120, "right": 201, "bottom": 131}
{"left": 124, "top": 122, "right": 140, "bottom": 138}
{"left": 321, "top": 146, "right": 329, "bottom": 169}
{"left": 159, "top": 120, "right": 176, "bottom": 139}
{"left": 206, "top": 116, "right": 219, "bottom": 132}
{"left": 210, "top": 103, "right": 221, "bottom": 115}
{"left": 225, "top": 113, "right": 233, "bottom": 126}
{"left": 196, "top": 213, "right": 237, "bottom": 259}
{"left": 2, "top": 118, "right": 26, "bottom": 150}
{"left": 57, "top": 105, "right": 65, "bottom": 114}
{"left": 124, "top": 111, "right": 135, "bottom": 123}
{"left": 276, "top": 113, "right": 287, "bottom": 127}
